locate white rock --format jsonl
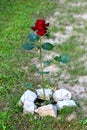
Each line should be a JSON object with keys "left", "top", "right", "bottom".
{"left": 19, "top": 90, "right": 37, "bottom": 105}
{"left": 56, "top": 99, "right": 77, "bottom": 109}
{"left": 36, "top": 88, "right": 52, "bottom": 100}
{"left": 23, "top": 100, "right": 37, "bottom": 114}
{"left": 35, "top": 104, "right": 57, "bottom": 117}
{"left": 53, "top": 89, "right": 71, "bottom": 102}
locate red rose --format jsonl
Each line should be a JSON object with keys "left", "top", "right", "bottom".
{"left": 31, "top": 19, "right": 49, "bottom": 36}
{"left": 37, "top": 29, "right": 47, "bottom": 36}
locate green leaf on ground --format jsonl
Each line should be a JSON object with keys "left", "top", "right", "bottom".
{"left": 22, "top": 42, "right": 35, "bottom": 50}
{"left": 42, "top": 42, "right": 54, "bottom": 50}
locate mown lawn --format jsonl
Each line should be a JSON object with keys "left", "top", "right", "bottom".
{"left": 0, "top": 0, "right": 87, "bottom": 130}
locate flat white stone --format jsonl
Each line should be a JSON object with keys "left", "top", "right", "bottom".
{"left": 36, "top": 88, "right": 52, "bottom": 100}
{"left": 23, "top": 100, "right": 37, "bottom": 114}
{"left": 56, "top": 99, "right": 77, "bottom": 109}
{"left": 19, "top": 90, "right": 37, "bottom": 105}
{"left": 53, "top": 89, "right": 71, "bottom": 102}
{"left": 35, "top": 104, "right": 57, "bottom": 117}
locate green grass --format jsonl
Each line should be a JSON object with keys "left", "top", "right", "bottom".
{"left": 0, "top": 0, "right": 87, "bottom": 129}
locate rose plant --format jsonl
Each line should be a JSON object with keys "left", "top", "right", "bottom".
{"left": 22, "top": 19, "right": 70, "bottom": 100}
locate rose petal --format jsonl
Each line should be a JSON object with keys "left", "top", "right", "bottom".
{"left": 36, "top": 20, "right": 45, "bottom": 25}
{"left": 36, "top": 25, "right": 45, "bottom": 30}
{"left": 35, "top": 20, "right": 48, "bottom": 30}
{"left": 31, "top": 20, "right": 49, "bottom": 33}
{"left": 31, "top": 26, "right": 37, "bottom": 31}
{"left": 36, "top": 29, "right": 47, "bottom": 36}
{"left": 45, "top": 23, "right": 49, "bottom": 27}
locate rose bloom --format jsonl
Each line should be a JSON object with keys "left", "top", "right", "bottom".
{"left": 31, "top": 20, "right": 49, "bottom": 36}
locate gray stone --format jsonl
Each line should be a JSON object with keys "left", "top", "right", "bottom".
{"left": 19, "top": 90, "right": 37, "bottom": 106}
{"left": 53, "top": 89, "right": 71, "bottom": 102}
{"left": 35, "top": 104, "right": 57, "bottom": 117}
{"left": 23, "top": 100, "right": 37, "bottom": 114}
{"left": 56, "top": 99, "right": 77, "bottom": 109}
{"left": 36, "top": 88, "right": 52, "bottom": 100}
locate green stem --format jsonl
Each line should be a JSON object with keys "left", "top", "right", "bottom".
{"left": 40, "top": 48, "right": 44, "bottom": 85}
{"left": 39, "top": 39, "right": 45, "bottom": 100}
